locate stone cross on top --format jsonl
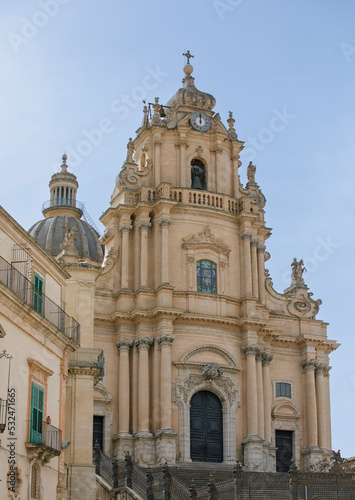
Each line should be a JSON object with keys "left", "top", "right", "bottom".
{"left": 183, "top": 50, "right": 194, "bottom": 64}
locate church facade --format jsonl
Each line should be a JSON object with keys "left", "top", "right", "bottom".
{"left": 0, "top": 53, "right": 339, "bottom": 499}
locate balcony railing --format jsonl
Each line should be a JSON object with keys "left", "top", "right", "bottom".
{"left": 26, "top": 419, "right": 62, "bottom": 455}
{"left": 69, "top": 347, "right": 105, "bottom": 384}
{"left": 42, "top": 199, "right": 84, "bottom": 212}
{"left": 0, "top": 399, "right": 7, "bottom": 433}
{"left": 0, "top": 256, "right": 80, "bottom": 344}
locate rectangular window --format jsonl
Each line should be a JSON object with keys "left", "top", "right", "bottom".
{"left": 276, "top": 382, "right": 291, "bottom": 399}
{"left": 93, "top": 416, "right": 104, "bottom": 450}
{"left": 30, "top": 383, "right": 44, "bottom": 444}
{"left": 33, "top": 273, "right": 43, "bottom": 315}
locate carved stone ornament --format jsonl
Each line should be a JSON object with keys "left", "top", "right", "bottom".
{"left": 302, "top": 359, "right": 316, "bottom": 371}
{"left": 135, "top": 337, "right": 153, "bottom": 350}
{"left": 262, "top": 353, "right": 273, "bottom": 366}
{"left": 241, "top": 344, "right": 260, "bottom": 357}
{"left": 183, "top": 226, "right": 230, "bottom": 255}
{"left": 247, "top": 161, "right": 256, "bottom": 183}
{"left": 101, "top": 246, "right": 119, "bottom": 275}
{"left": 116, "top": 339, "right": 133, "bottom": 351}
{"left": 61, "top": 223, "right": 78, "bottom": 251}
{"left": 201, "top": 363, "right": 223, "bottom": 381}
{"left": 157, "top": 334, "right": 175, "bottom": 347}
{"left": 286, "top": 288, "right": 322, "bottom": 319}
{"left": 117, "top": 138, "right": 151, "bottom": 190}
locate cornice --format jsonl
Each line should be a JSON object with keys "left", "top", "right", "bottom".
{"left": 174, "top": 361, "right": 241, "bottom": 373}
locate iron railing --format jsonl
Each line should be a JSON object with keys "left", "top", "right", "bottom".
{"left": 0, "top": 399, "right": 7, "bottom": 432}
{"left": 27, "top": 419, "right": 62, "bottom": 454}
{"left": 69, "top": 348, "right": 104, "bottom": 383}
{"left": 0, "top": 256, "right": 80, "bottom": 343}
{"left": 42, "top": 199, "right": 84, "bottom": 212}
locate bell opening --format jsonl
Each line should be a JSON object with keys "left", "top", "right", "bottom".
{"left": 191, "top": 159, "right": 206, "bottom": 191}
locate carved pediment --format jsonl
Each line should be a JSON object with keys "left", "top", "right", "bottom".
{"left": 182, "top": 226, "right": 230, "bottom": 255}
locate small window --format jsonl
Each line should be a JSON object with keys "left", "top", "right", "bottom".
{"left": 276, "top": 382, "right": 291, "bottom": 399}
{"left": 197, "top": 260, "right": 217, "bottom": 295}
{"left": 33, "top": 273, "right": 43, "bottom": 315}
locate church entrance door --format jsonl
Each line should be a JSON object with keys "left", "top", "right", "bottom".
{"left": 276, "top": 430, "right": 293, "bottom": 472}
{"left": 190, "top": 391, "right": 223, "bottom": 462}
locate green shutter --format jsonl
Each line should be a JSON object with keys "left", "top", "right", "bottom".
{"left": 33, "top": 273, "right": 43, "bottom": 314}
{"left": 30, "top": 383, "right": 44, "bottom": 443}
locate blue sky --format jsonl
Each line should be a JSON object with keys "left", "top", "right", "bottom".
{"left": 1, "top": 1, "right": 355, "bottom": 457}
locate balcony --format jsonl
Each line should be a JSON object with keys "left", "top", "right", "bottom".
{"left": 26, "top": 420, "right": 62, "bottom": 463}
{"left": 0, "top": 399, "right": 7, "bottom": 433}
{"left": 69, "top": 347, "right": 105, "bottom": 385}
{"left": 0, "top": 256, "right": 80, "bottom": 344}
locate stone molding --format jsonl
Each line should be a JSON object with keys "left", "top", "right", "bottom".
{"left": 119, "top": 224, "right": 133, "bottom": 233}
{"left": 157, "top": 333, "right": 175, "bottom": 347}
{"left": 135, "top": 337, "right": 153, "bottom": 350}
{"left": 116, "top": 339, "right": 134, "bottom": 351}
{"left": 241, "top": 344, "right": 260, "bottom": 357}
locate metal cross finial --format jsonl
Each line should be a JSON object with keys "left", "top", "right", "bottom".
{"left": 183, "top": 50, "right": 194, "bottom": 64}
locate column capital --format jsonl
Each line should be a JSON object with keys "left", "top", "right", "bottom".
{"left": 250, "top": 238, "right": 259, "bottom": 247}
{"left": 157, "top": 333, "right": 175, "bottom": 347}
{"left": 116, "top": 338, "right": 133, "bottom": 351}
{"left": 135, "top": 337, "right": 154, "bottom": 350}
{"left": 138, "top": 221, "right": 151, "bottom": 231}
{"left": 257, "top": 245, "right": 266, "bottom": 253}
{"left": 159, "top": 218, "right": 172, "bottom": 228}
{"left": 255, "top": 349, "right": 265, "bottom": 362}
{"left": 314, "top": 361, "right": 328, "bottom": 375}
{"left": 240, "top": 231, "right": 253, "bottom": 241}
{"left": 262, "top": 353, "right": 273, "bottom": 366}
{"left": 302, "top": 359, "right": 317, "bottom": 371}
{"left": 119, "top": 224, "right": 133, "bottom": 233}
{"left": 241, "top": 344, "right": 260, "bottom": 357}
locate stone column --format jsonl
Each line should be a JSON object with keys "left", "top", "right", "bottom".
{"left": 257, "top": 245, "right": 266, "bottom": 304}
{"left": 116, "top": 339, "right": 133, "bottom": 435}
{"left": 138, "top": 221, "right": 151, "bottom": 288}
{"left": 324, "top": 367, "right": 332, "bottom": 451}
{"left": 241, "top": 344, "right": 259, "bottom": 436}
{"left": 302, "top": 360, "right": 318, "bottom": 447}
{"left": 154, "top": 139, "right": 161, "bottom": 186}
{"left": 119, "top": 224, "right": 132, "bottom": 290}
{"left": 159, "top": 218, "right": 171, "bottom": 285}
{"left": 250, "top": 238, "right": 259, "bottom": 299}
{"left": 157, "top": 334, "right": 175, "bottom": 432}
{"left": 315, "top": 362, "right": 327, "bottom": 449}
{"left": 135, "top": 337, "right": 153, "bottom": 435}
{"left": 256, "top": 350, "right": 264, "bottom": 439}
{"left": 262, "top": 353, "right": 273, "bottom": 443}
{"left": 240, "top": 232, "right": 253, "bottom": 297}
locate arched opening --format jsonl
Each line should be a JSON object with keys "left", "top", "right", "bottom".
{"left": 190, "top": 390, "right": 223, "bottom": 462}
{"left": 191, "top": 159, "right": 206, "bottom": 190}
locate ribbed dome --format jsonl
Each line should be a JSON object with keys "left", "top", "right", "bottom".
{"left": 29, "top": 216, "right": 104, "bottom": 263}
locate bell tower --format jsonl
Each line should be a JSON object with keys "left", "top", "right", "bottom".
{"left": 96, "top": 53, "right": 337, "bottom": 471}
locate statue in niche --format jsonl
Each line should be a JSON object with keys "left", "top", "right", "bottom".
{"left": 191, "top": 158, "right": 206, "bottom": 190}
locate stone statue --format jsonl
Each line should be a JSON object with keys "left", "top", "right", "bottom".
{"left": 126, "top": 138, "right": 135, "bottom": 163}
{"left": 62, "top": 223, "right": 78, "bottom": 251}
{"left": 291, "top": 258, "right": 306, "bottom": 283}
{"left": 247, "top": 161, "right": 256, "bottom": 183}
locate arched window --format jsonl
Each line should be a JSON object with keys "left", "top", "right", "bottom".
{"left": 197, "top": 260, "right": 217, "bottom": 295}
{"left": 191, "top": 159, "right": 206, "bottom": 190}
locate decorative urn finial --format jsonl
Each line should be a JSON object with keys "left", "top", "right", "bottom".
{"left": 61, "top": 153, "right": 68, "bottom": 172}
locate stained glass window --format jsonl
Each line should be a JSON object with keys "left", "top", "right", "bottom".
{"left": 197, "top": 260, "right": 217, "bottom": 295}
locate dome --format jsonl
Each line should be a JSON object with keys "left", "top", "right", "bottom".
{"left": 29, "top": 216, "right": 104, "bottom": 263}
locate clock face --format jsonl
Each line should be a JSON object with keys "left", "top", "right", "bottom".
{"left": 190, "top": 112, "right": 211, "bottom": 132}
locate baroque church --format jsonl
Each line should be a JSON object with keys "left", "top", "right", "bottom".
{"left": 0, "top": 53, "right": 339, "bottom": 499}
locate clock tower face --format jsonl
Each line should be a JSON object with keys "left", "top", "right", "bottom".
{"left": 190, "top": 112, "right": 211, "bottom": 132}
